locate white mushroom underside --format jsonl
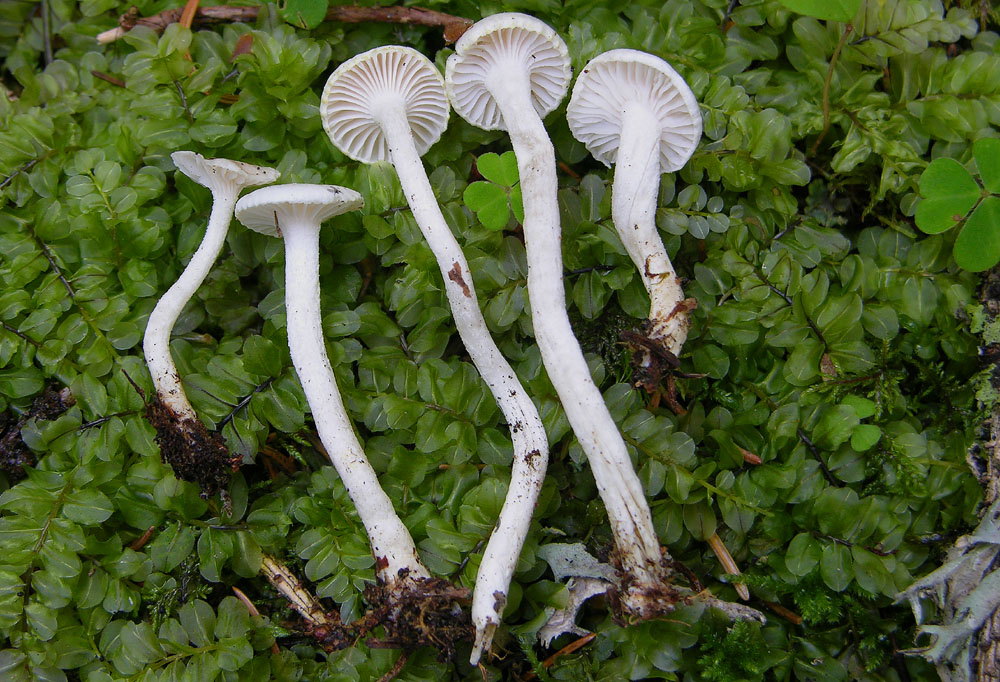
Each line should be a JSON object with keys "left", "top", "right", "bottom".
{"left": 567, "top": 51, "right": 702, "bottom": 172}
{"left": 321, "top": 46, "right": 449, "bottom": 164}
{"left": 446, "top": 15, "right": 570, "bottom": 131}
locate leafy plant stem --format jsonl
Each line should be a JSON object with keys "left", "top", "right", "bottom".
{"left": 32, "top": 233, "right": 120, "bottom": 361}
{"left": 797, "top": 428, "right": 841, "bottom": 486}
{"left": 0, "top": 151, "right": 56, "bottom": 191}
{"left": 39, "top": 0, "right": 52, "bottom": 65}
{"left": 810, "top": 23, "right": 853, "bottom": 156}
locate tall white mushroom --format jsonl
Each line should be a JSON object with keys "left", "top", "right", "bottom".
{"left": 445, "top": 14, "right": 676, "bottom": 618}
{"left": 566, "top": 49, "right": 702, "bottom": 360}
{"left": 234, "top": 184, "right": 431, "bottom": 591}
{"left": 143, "top": 151, "right": 278, "bottom": 496}
{"left": 320, "top": 45, "right": 549, "bottom": 662}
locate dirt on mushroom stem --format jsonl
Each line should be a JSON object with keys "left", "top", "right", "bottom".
{"left": 357, "top": 569, "right": 472, "bottom": 660}
{"left": 608, "top": 550, "right": 684, "bottom": 623}
{"left": 145, "top": 395, "right": 240, "bottom": 506}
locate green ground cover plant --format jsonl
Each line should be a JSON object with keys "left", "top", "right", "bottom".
{"left": 0, "top": 0, "right": 997, "bottom": 680}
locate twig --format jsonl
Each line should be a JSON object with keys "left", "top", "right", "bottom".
{"left": 706, "top": 533, "right": 750, "bottom": 600}
{"left": 739, "top": 447, "right": 762, "bottom": 465}
{"left": 0, "top": 154, "right": 51, "bottom": 191}
{"left": 217, "top": 378, "right": 273, "bottom": 430}
{"left": 797, "top": 428, "right": 841, "bottom": 486}
{"left": 557, "top": 161, "right": 580, "bottom": 179}
{"left": 173, "top": 80, "right": 195, "bottom": 125}
{"left": 524, "top": 633, "right": 597, "bottom": 680}
{"left": 259, "top": 553, "right": 335, "bottom": 629}
{"left": 720, "top": 0, "right": 739, "bottom": 30}
{"left": 91, "top": 70, "right": 126, "bottom": 87}
{"left": 375, "top": 652, "right": 411, "bottom": 682}
{"left": 96, "top": 4, "right": 473, "bottom": 45}
{"left": 809, "top": 24, "right": 853, "bottom": 156}
{"left": 39, "top": 0, "right": 52, "bottom": 65}
{"left": 232, "top": 586, "right": 281, "bottom": 654}
{"left": 0, "top": 320, "right": 40, "bottom": 347}
{"left": 178, "top": 0, "right": 200, "bottom": 28}
{"left": 763, "top": 600, "right": 803, "bottom": 625}
{"left": 128, "top": 526, "right": 156, "bottom": 550}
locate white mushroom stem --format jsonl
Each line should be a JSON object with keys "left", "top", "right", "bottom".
{"left": 143, "top": 189, "right": 238, "bottom": 419}
{"left": 486, "top": 71, "right": 667, "bottom": 595}
{"left": 613, "top": 106, "right": 690, "bottom": 356}
{"left": 143, "top": 153, "right": 278, "bottom": 419}
{"left": 376, "top": 100, "right": 548, "bottom": 659}
{"left": 280, "top": 211, "right": 430, "bottom": 586}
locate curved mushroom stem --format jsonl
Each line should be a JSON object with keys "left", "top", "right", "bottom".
{"left": 613, "top": 106, "right": 691, "bottom": 357}
{"left": 143, "top": 190, "right": 237, "bottom": 419}
{"left": 486, "top": 70, "right": 672, "bottom": 611}
{"left": 281, "top": 216, "right": 430, "bottom": 586}
{"left": 377, "top": 102, "right": 548, "bottom": 662}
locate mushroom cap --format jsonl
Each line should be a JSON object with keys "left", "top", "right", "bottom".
{"left": 234, "top": 184, "right": 364, "bottom": 238}
{"left": 171, "top": 151, "right": 280, "bottom": 194}
{"left": 566, "top": 49, "right": 702, "bottom": 173}
{"left": 445, "top": 13, "right": 570, "bottom": 131}
{"left": 320, "top": 46, "right": 450, "bottom": 164}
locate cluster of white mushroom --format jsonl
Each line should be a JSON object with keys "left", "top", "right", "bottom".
{"left": 143, "top": 11, "right": 704, "bottom": 665}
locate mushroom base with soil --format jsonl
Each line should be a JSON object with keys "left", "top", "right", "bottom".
{"left": 145, "top": 396, "right": 241, "bottom": 502}
{"left": 359, "top": 575, "right": 472, "bottom": 659}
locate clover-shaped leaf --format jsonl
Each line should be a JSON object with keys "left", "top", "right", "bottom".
{"left": 915, "top": 139, "right": 1000, "bottom": 272}
{"left": 954, "top": 196, "right": 1000, "bottom": 272}
{"left": 463, "top": 151, "right": 524, "bottom": 231}
{"left": 975, "top": 138, "right": 1000, "bottom": 194}
{"left": 914, "top": 158, "right": 980, "bottom": 235}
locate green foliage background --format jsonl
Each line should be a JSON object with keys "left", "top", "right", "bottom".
{"left": 0, "top": 0, "right": 996, "bottom": 679}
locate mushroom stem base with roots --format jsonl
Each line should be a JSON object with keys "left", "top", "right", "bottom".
{"left": 359, "top": 574, "right": 472, "bottom": 659}
{"left": 610, "top": 552, "right": 683, "bottom": 622}
{"left": 145, "top": 395, "right": 240, "bottom": 505}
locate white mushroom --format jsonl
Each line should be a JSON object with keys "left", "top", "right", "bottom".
{"left": 320, "top": 45, "right": 550, "bottom": 663}
{"left": 144, "top": 151, "right": 279, "bottom": 421}
{"left": 566, "top": 49, "right": 702, "bottom": 359}
{"left": 446, "top": 14, "right": 676, "bottom": 618}
{"left": 234, "top": 184, "right": 431, "bottom": 589}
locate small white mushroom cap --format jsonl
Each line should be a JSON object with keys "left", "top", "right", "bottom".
{"left": 320, "top": 46, "right": 450, "bottom": 164}
{"left": 171, "top": 151, "right": 280, "bottom": 194}
{"left": 445, "top": 13, "right": 571, "bottom": 131}
{"left": 234, "top": 184, "right": 364, "bottom": 237}
{"left": 566, "top": 49, "right": 702, "bottom": 172}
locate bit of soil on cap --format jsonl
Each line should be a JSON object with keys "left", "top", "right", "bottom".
{"left": 0, "top": 387, "right": 74, "bottom": 481}
{"left": 358, "top": 575, "right": 472, "bottom": 660}
{"left": 145, "top": 395, "right": 241, "bottom": 504}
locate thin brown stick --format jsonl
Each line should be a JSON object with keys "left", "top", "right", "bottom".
{"left": 128, "top": 526, "right": 156, "bottom": 550}
{"left": 375, "top": 652, "right": 411, "bottom": 682}
{"left": 524, "top": 633, "right": 597, "bottom": 679}
{"left": 809, "top": 23, "right": 853, "bottom": 156}
{"left": 763, "top": 600, "right": 803, "bottom": 625}
{"left": 97, "top": 4, "right": 473, "bottom": 44}
{"left": 739, "top": 447, "right": 762, "bottom": 465}
{"left": 91, "top": 70, "right": 126, "bottom": 87}
{"left": 39, "top": 0, "right": 53, "bottom": 65}
{"left": 707, "top": 533, "right": 750, "bottom": 601}
{"left": 178, "top": 0, "right": 200, "bottom": 28}
{"left": 259, "top": 553, "right": 335, "bottom": 630}
{"left": 233, "top": 586, "right": 282, "bottom": 654}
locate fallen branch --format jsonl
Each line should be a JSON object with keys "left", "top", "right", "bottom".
{"left": 259, "top": 553, "right": 336, "bottom": 631}
{"left": 96, "top": 4, "right": 473, "bottom": 44}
